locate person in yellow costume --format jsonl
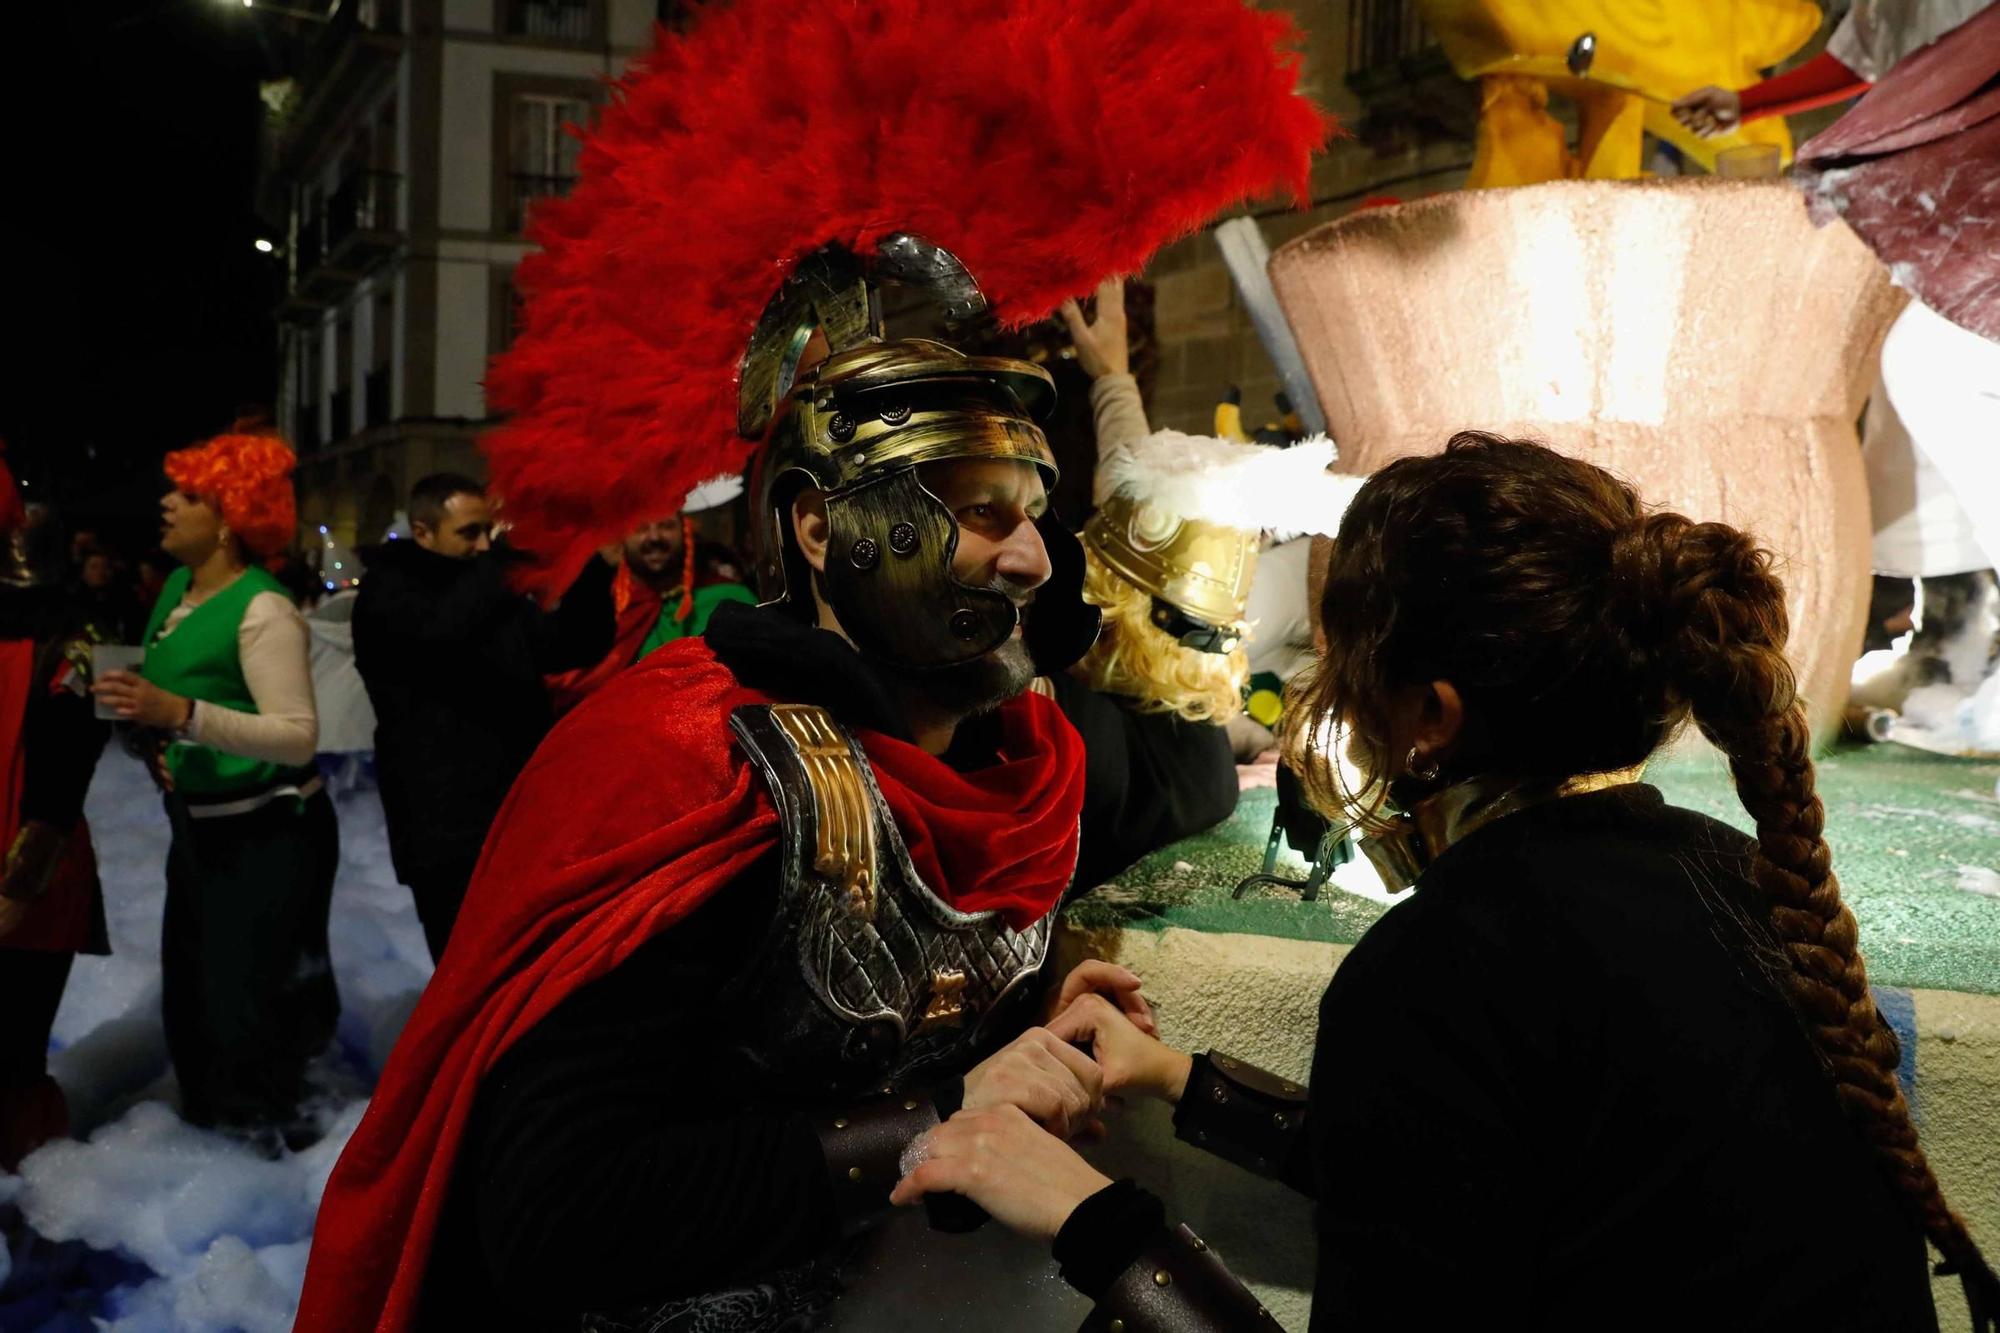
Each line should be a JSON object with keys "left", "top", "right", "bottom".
{"left": 1418, "top": 0, "right": 1822, "bottom": 185}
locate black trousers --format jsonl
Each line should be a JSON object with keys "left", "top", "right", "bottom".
{"left": 405, "top": 854, "right": 480, "bottom": 963}
{"left": 0, "top": 948, "right": 73, "bottom": 1088}
{"left": 162, "top": 789, "right": 340, "bottom": 1129}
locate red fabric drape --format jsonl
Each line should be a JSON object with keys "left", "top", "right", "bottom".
{"left": 1738, "top": 50, "right": 1871, "bottom": 123}
{"left": 0, "top": 641, "right": 31, "bottom": 856}
{"left": 0, "top": 641, "right": 98, "bottom": 954}
{"left": 297, "top": 638, "right": 1084, "bottom": 1332}
{"left": 1795, "top": 3, "right": 2000, "bottom": 342}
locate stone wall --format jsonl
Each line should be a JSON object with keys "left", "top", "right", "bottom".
{"left": 1141, "top": 0, "right": 1476, "bottom": 437}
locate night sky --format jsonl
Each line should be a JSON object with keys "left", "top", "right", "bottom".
{"left": 5, "top": 0, "right": 282, "bottom": 535}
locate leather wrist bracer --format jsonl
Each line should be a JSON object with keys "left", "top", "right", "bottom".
{"left": 1171, "top": 1052, "right": 1308, "bottom": 1180}
{"left": 813, "top": 1086, "right": 941, "bottom": 1218}
{"left": 1081, "top": 1223, "right": 1282, "bottom": 1332}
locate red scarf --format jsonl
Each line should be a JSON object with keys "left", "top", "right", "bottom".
{"left": 297, "top": 638, "right": 1084, "bottom": 1332}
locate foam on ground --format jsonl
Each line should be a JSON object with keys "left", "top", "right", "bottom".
{"left": 0, "top": 750, "right": 431, "bottom": 1329}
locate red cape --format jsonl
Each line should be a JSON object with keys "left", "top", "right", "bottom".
{"left": 297, "top": 638, "right": 1085, "bottom": 1332}
{"left": 0, "top": 639, "right": 98, "bottom": 953}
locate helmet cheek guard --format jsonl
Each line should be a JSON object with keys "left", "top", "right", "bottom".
{"left": 817, "top": 470, "right": 1102, "bottom": 675}
{"left": 821, "top": 468, "right": 1017, "bottom": 670}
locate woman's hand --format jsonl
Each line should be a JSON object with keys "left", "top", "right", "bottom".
{"left": 1672, "top": 85, "right": 1741, "bottom": 137}
{"left": 891, "top": 1104, "right": 1112, "bottom": 1241}
{"left": 1050, "top": 991, "right": 1193, "bottom": 1105}
{"left": 92, "top": 670, "right": 192, "bottom": 730}
{"left": 1044, "top": 959, "right": 1158, "bottom": 1038}
{"left": 960, "top": 1026, "right": 1104, "bottom": 1140}
{"left": 1059, "top": 276, "right": 1130, "bottom": 380}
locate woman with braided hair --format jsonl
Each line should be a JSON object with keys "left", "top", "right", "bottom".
{"left": 896, "top": 432, "right": 1998, "bottom": 1329}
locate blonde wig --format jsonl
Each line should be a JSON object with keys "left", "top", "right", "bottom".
{"left": 1074, "top": 549, "right": 1248, "bottom": 723}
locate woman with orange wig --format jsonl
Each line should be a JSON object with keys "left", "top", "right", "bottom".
{"left": 94, "top": 429, "right": 338, "bottom": 1148}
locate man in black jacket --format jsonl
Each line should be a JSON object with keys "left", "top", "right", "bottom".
{"left": 352, "top": 472, "right": 615, "bottom": 961}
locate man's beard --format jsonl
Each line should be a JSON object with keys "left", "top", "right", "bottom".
{"left": 895, "top": 630, "right": 1036, "bottom": 720}
{"left": 628, "top": 542, "right": 678, "bottom": 580}
{"left": 878, "top": 594, "right": 1038, "bottom": 722}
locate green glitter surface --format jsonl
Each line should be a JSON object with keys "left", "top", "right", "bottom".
{"left": 1065, "top": 741, "right": 2000, "bottom": 996}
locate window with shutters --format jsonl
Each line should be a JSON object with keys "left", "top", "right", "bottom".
{"left": 500, "top": 0, "right": 599, "bottom": 45}
{"left": 497, "top": 87, "right": 592, "bottom": 233}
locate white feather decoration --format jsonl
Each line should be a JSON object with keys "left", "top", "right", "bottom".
{"left": 1096, "top": 430, "right": 1365, "bottom": 538}
{"left": 683, "top": 472, "right": 746, "bottom": 513}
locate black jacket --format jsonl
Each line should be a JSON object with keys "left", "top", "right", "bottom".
{"left": 352, "top": 543, "right": 614, "bottom": 884}
{"left": 1062, "top": 784, "right": 1938, "bottom": 1331}
{"left": 419, "top": 602, "right": 1238, "bottom": 1324}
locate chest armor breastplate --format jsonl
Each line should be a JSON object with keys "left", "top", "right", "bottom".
{"left": 724, "top": 704, "right": 1057, "bottom": 1098}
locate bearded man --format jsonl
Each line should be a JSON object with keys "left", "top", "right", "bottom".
{"left": 547, "top": 481, "right": 759, "bottom": 713}
{"left": 297, "top": 0, "right": 1327, "bottom": 1327}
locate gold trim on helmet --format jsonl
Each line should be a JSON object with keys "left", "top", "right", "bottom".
{"left": 1083, "top": 492, "right": 1259, "bottom": 642}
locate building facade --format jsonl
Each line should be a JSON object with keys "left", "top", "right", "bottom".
{"left": 267, "top": 0, "right": 655, "bottom": 549}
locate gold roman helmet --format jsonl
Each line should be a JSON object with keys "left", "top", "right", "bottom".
{"left": 742, "top": 235, "right": 1100, "bottom": 673}
{"left": 1081, "top": 428, "right": 1368, "bottom": 664}
{"left": 1084, "top": 498, "right": 1257, "bottom": 655}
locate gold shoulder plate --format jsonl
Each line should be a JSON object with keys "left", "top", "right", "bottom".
{"left": 768, "top": 704, "right": 879, "bottom": 920}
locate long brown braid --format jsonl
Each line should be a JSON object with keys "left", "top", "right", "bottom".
{"left": 1287, "top": 432, "right": 1999, "bottom": 1323}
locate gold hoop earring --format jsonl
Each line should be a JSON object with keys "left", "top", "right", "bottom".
{"left": 1405, "top": 745, "right": 1441, "bottom": 783}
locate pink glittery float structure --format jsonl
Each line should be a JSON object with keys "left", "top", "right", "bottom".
{"left": 1271, "top": 178, "right": 1905, "bottom": 741}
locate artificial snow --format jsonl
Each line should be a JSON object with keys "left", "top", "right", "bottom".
{"left": 1956, "top": 865, "right": 2000, "bottom": 899}
{"left": 0, "top": 748, "right": 432, "bottom": 1330}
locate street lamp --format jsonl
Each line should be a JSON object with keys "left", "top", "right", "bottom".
{"left": 221, "top": 0, "right": 336, "bottom": 22}
{"left": 254, "top": 238, "right": 276, "bottom": 253}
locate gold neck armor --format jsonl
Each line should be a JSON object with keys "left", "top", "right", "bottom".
{"left": 1361, "top": 769, "right": 1644, "bottom": 892}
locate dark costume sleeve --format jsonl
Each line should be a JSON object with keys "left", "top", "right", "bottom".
{"left": 1049, "top": 1052, "right": 1313, "bottom": 1325}
{"left": 19, "top": 665, "right": 110, "bottom": 828}
{"left": 454, "top": 861, "right": 951, "bottom": 1316}
{"left": 529, "top": 553, "right": 617, "bottom": 673}
{"left": 1054, "top": 1182, "right": 1280, "bottom": 1329}
{"left": 1049, "top": 673, "right": 1238, "bottom": 892}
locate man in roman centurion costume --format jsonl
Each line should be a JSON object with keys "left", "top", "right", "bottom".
{"left": 296, "top": 1, "right": 1326, "bottom": 1328}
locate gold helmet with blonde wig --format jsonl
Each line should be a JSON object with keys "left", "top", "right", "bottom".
{"left": 1079, "top": 430, "right": 1362, "bottom": 723}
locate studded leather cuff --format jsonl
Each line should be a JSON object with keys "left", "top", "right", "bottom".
{"left": 1170, "top": 1052, "right": 1309, "bottom": 1180}
{"left": 1079, "top": 1223, "right": 1283, "bottom": 1332}
{"left": 813, "top": 1086, "right": 942, "bottom": 1221}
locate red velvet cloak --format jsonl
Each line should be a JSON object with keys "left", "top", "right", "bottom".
{"left": 296, "top": 637, "right": 1085, "bottom": 1332}
{"left": 0, "top": 639, "right": 100, "bottom": 954}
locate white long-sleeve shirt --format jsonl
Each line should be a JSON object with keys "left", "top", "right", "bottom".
{"left": 1088, "top": 372, "right": 1152, "bottom": 506}
{"left": 154, "top": 582, "right": 320, "bottom": 766}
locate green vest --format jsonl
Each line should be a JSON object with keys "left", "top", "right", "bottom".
{"left": 140, "top": 565, "right": 318, "bottom": 799}
{"left": 638, "top": 582, "right": 759, "bottom": 658}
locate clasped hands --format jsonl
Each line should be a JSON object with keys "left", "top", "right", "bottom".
{"left": 890, "top": 960, "right": 1193, "bottom": 1241}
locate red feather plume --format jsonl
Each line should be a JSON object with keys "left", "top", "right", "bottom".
{"left": 482, "top": 0, "right": 1334, "bottom": 590}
